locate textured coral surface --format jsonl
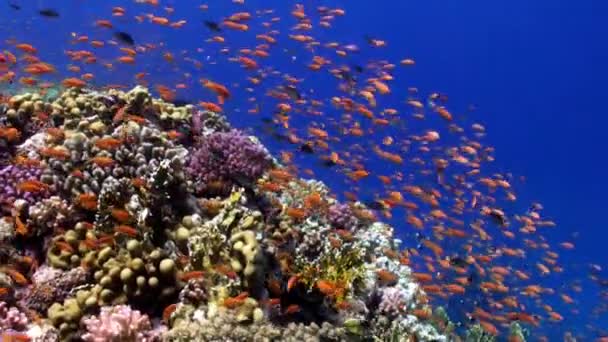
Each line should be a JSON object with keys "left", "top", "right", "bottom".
{"left": 0, "top": 87, "right": 455, "bottom": 342}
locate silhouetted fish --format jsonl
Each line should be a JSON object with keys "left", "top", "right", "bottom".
{"left": 284, "top": 85, "right": 301, "bottom": 100}
{"left": 9, "top": 2, "right": 20, "bottom": 10}
{"left": 114, "top": 31, "right": 135, "bottom": 46}
{"left": 299, "top": 143, "right": 314, "bottom": 154}
{"left": 170, "top": 99, "right": 192, "bottom": 107}
{"left": 204, "top": 20, "right": 222, "bottom": 32}
{"left": 39, "top": 8, "right": 59, "bottom": 17}
{"left": 449, "top": 256, "right": 468, "bottom": 268}
{"left": 321, "top": 159, "right": 336, "bottom": 168}
{"left": 364, "top": 200, "right": 385, "bottom": 210}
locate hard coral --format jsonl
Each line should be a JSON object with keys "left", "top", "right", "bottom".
{"left": 377, "top": 286, "right": 408, "bottom": 317}
{"left": 81, "top": 305, "right": 165, "bottom": 342}
{"left": 327, "top": 203, "right": 359, "bottom": 230}
{"left": 0, "top": 301, "right": 29, "bottom": 331}
{"left": 22, "top": 267, "right": 88, "bottom": 314}
{"left": 186, "top": 129, "right": 272, "bottom": 192}
{"left": 0, "top": 164, "right": 49, "bottom": 214}
{"left": 165, "top": 307, "right": 345, "bottom": 342}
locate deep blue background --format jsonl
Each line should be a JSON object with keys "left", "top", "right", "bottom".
{"left": 335, "top": 0, "right": 608, "bottom": 266}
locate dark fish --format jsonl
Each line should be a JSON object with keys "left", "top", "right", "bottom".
{"left": 260, "top": 117, "right": 273, "bottom": 124}
{"left": 489, "top": 211, "right": 507, "bottom": 226}
{"left": 170, "top": 99, "right": 192, "bottom": 106}
{"left": 321, "top": 159, "right": 336, "bottom": 168}
{"left": 364, "top": 35, "right": 376, "bottom": 45}
{"left": 9, "top": 2, "right": 20, "bottom": 10}
{"left": 284, "top": 85, "right": 301, "bottom": 100}
{"left": 299, "top": 143, "right": 314, "bottom": 154}
{"left": 467, "top": 273, "right": 475, "bottom": 284}
{"left": 449, "top": 256, "right": 468, "bottom": 268}
{"left": 353, "top": 65, "right": 364, "bottom": 73}
{"left": 338, "top": 70, "right": 355, "bottom": 83}
{"left": 204, "top": 20, "right": 222, "bottom": 32}
{"left": 114, "top": 31, "right": 135, "bottom": 46}
{"left": 39, "top": 8, "right": 59, "bottom": 17}
{"left": 364, "top": 200, "right": 385, "bottom": 211}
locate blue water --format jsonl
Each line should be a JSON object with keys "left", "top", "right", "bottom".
{"left": 2, "top": 0, "right": 607, "bottom": 339}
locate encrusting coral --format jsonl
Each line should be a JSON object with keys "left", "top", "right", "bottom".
{"left": 0, "top": 86, "right": 449, "bottom": 342}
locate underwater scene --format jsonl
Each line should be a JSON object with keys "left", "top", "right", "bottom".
{"left": 0, "top": 0, "right": 606, "bottom": 341}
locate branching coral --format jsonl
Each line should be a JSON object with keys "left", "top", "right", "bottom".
{"left": 186, "top": 129, "right": 272, "bottom": 192}
{"left": 0, "top": 301, "right": 29, "bottom": 331}
{"left": 188, "top": 188, "right": 264, "bottom": 270}
{"left": 0, "top": 164, "right": 50, "bottom": 214}
{"left": 296, "top": 243, "right": 366, "bottom": 303}
{"left": 81, "top": 305, "right": 165, "bottom": 342}
{"left": 327, "top": 203, "right": 359, "bottom": 230}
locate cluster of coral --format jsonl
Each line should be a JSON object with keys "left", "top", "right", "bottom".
{"left": 0, "top": 86, "right": 468, "bottom": 341}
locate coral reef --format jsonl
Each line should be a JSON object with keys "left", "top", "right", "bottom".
{"left": 0, "top": 86, "right": 447, "bottom": 342}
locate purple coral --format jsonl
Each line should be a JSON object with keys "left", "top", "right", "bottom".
{"left": 23, "top": 267, "right": 89, "bottom": 313}
{"left": 328, "top": 203, "right": 359, "bottom": 230}
{"left": 186, "top": 129, "right": 272, "bottom": 192}
{"left": 0, "top": 164, "right": 49, "bottom": 214}
{"left": 377, "top": 287, "right": 408, "bottom": 317}
{"left": 0, "top": 301, "right": 29, "bottom": 331}
{"left": 178, "top": 278, "right": 208, "bottom": 305}
{"left": 81, "top": 305, "right": 165, "bottom": 342}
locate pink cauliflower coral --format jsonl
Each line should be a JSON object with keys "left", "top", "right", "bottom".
{"left": 81, "top": 305, "right": 165, "bottom": 342}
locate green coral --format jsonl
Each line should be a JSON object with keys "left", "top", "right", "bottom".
{"left": 230, "top": 230, "right": 261, "bottom": 278}
{"left": 46, "top": 222, "right": 111, "bottom": 269}
{"left": 47, "top": 286, "right": 103, "bottom": 338}
{"left": 92, "top": 244, "right": 179, "bottom": 305}
{"left": 465, "top": 324, "right": 496, "bottom": 342}
{"left": 432, "top": 306, "right": 456, "bottom": 335}
{"left": 297, "top": 244, "right": 366, "bottom": 301}
{"left": 188, "top": 188, "right": 264, "bottom": 271}
{"left": 509, "top": 322, "right": 528, "bottom": 341}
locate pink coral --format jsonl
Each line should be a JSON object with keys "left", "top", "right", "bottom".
{"left": 81, "top": 305, "right": 165, "bottom": 342}
{"left": 377, "top": 287, "right": 408, "bottom": 317}
{"left": 0, "top": 301, "right": 29, "bottom": 331}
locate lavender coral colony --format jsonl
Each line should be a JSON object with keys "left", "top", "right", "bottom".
{"left": 0, "top": 86, "right": 451, "bottom": 341}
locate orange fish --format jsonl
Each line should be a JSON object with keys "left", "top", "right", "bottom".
{"left": 89, "top": 156, "right": 115, "bottom": 167}
{"left": 95, "top": 137, "right": 123, "bottom": 150}
{"left": 223, "top": 292, "right": 249, "bottom": 308}
{"left": 162, "top": 303, "right": 177, "bottom": 323}
{"left": 17, "top": 180, "right": 49, "bottom": 193}
{"left": 114, "top": 225, "right": 138, "bottom": 237}
{"left": 15, "top": 43, "right": 37, "bottom": 54}
{"left": 179, "top": 271, "right": 205, "bottom": 281}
